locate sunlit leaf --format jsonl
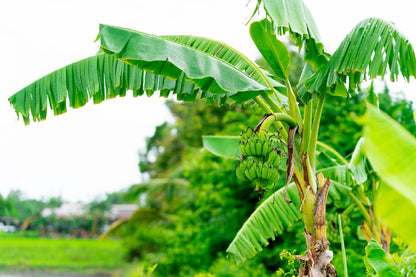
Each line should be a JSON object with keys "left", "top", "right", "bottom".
{"left": 363, "top": 105, "right": 416, "bottom": 247}
{"left": 365, "top": 239, "right": 401, "bottom": 277}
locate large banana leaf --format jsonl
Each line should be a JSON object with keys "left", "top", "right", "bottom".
{"left": 226, "top": 179, "right": 350, "bottom": 264}
{"left": 305, "top": 18, "right": 416, "bottom": 99}
{"left": 9, "top": 54, "right": 210, "bottom": 124}
{"left": 9, "top": 25, "right": 283, "bottom": 124}
{"left": 363, "top": 105, "right": 416, "bottom": 248}
{"left": 226, "top": 183, "right": 301, "bottom": 264}
{"left": 99, "top": 24, "right": 283, "bottom": 94}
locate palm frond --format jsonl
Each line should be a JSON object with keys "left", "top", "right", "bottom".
{"left": 99, "top": 218, "right": 128, "bottom": 240}
{"left": 305, "top": 18, "right": 416, "bottom": 99}
{"left": 128, "top": 178, "right": 190, "bottom": 204}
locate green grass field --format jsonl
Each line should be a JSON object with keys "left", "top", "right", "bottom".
{"left": 0, "top": 236, "right": 131, "bottom": 275}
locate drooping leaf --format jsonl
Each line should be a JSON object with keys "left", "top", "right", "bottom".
{"left": 306, "top": 18, "right": 416, "bottom": 100}
{"left": 365, "top": 239, "right": 401, "bottom": 277}
{"left": 8, "top": 54, "right": 239, "bottom": 124}
{"left": 129, "top": 207, "right": 169, "bottom": 224}
{"left": 100, "top": 207, "right": 170, "bottom": 240}
{"left": 99, "top": 24, "right": 284, "bottom": 96}
{"left": 363, "top": 105, "right": 416, "bottom": 247}
{"left": 128, "top": 178, "right": 190, "bottom": 204}
{"left": 9, "top": 24, "right": 286, "bottom": 124}
{"left": 226, "top": 183, "right": 301, "bottom": 264}
{"left": 260, "top": 0, "right": 328, "bottom": 70}
{"left": 250, "top": 20, "right": 290, "bottom": 80}
{"left": 99, "top": 219, "right": 128, "bottom": 240}
{"left": 262, "top": 0, "right": 321, "bottom": 43}
{"left": 202, "top": 136, "right": 241, "bottom": 159}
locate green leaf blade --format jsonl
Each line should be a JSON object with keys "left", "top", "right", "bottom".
{"left": 261, "top": 0, "right": 328, "bottom": 71}
{"left": 365, "top": 239, "right": 401, "bottom": 277}
{"left": 306, "top": 18, "right": 416, "bottom": 99}
{"left": 202, "top": 136, "right": 241, "bottom": 159}
{"left": 363, "top": 105, "right": 416, "bottom": 247}
{"left": 249, "top": 20, "right": 289, "bottom": 80}
{"left": 226, "top": 183, "right": 302, "bottom": 264}
{"left": 99, "top": 24, "right": 272, "bottom": 95}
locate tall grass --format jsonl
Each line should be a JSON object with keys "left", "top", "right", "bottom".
{"left": 0, "top": 237, "right": 128, "bottom": 275}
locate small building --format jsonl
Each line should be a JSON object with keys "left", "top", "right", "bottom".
{"left": 0, "top": 222, "right": 16, "bottom": 232}
{"left": 42, "top": 203, "right": 85, "bottom": 218}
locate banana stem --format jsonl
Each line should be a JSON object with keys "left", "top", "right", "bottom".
{"left": 259, "top": 91, "right": 285, "bottom": 114}
{"left": 309, "top": 93, "right": 326, "bottom": 169}
{"left": 286, "top": 82, "right": 303, "bottom": 128}
{"left": 259, "top": 113, "right": 297, "bottom": 131}
{"left": 301, "top": 100, "right": 313, "bottom": 154}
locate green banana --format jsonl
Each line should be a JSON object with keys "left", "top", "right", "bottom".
{"left": 244, "top": 168, "right": 251, "bottom": 180}
{"left": 270, "top": 170, "right": 279, "bottom": 183}
{"left": 256, "top": 161, "right": 263, "bottom": 178}
{"left": 236, "top": 163, "right": 248, "bottom": 181}
{"left": 249, "top": 139, "right": 257, "bottom": 156}
{"left": 261, "top": 164, "right": 268, "bottom": 180}
{"left": 255, "top": 140, "right": 262, "bottom": 156}
{"left": 240, "top": 143, "right": 247, "bottom": 156}
{"left": 245, "top": 143, "right": 252, "bottom": 156}
{"left": 266, "top": 166, "right": 274, "bottom": 180}
{"left": 248, "top": 165, "right": 257, "bottom": 180}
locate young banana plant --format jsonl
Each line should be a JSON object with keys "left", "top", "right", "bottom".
{"left": 8, "top": 0, "right": 416, "bottom": 276}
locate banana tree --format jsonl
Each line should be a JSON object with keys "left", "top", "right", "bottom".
{"left": 8, "top": 0, "right": 416, "bottom": 276}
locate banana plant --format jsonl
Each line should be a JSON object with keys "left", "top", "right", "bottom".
{"left": 8, "top": 0, "right": 416, "bottom": 276}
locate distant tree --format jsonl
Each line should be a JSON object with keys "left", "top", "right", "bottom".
{"left": 7, "top": 190, "right": 45, "bottom": 222}
{"left": 0, "top": 194, "right": 17, "bottom": 218}
{"left": 319, "top": 84, "right": 416, "bottom": 156}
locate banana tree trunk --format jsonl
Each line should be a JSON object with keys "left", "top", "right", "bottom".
{"left": 296, "top": 175, "right": 338, "bottom": 277}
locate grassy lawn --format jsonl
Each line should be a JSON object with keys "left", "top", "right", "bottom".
{"left": 0, "top": 236, "right": 131, "bottom": 275}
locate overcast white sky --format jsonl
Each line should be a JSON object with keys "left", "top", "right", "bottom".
{"left": 1, "top": 0, "right": 415, "bottom": 202}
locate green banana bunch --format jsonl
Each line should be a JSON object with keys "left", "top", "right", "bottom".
{"left": 236, "top": 127, "right": 283, "bottom": 192}
{"left": 240, "top": 129, "right": 274, "bottom": 157}
{"left": 236, "top": 157, "right": 280, "bottom": 184}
